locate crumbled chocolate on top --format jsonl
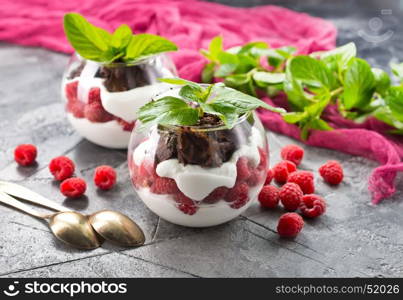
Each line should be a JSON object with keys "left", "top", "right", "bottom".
{"left": 154, "top": 113, "right": 252, "bottom": 168}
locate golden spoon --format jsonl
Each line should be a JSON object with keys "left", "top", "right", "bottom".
{"left": 0, "top": 190, "right": 100, "bottom": 250}
{"left": 0, "top": 181, "right": 145, "bottom": 248}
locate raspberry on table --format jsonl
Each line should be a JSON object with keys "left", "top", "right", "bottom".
{"left": 277, "top": 212, "right": 304, "bottom": 238}
{"left": 203, "top": 186, "right": 229, "bottom": 204}
{"left": 60, "top": 177, "right": 86, "bottom": 198}
{"left": 14, "top": 144, "right": 37, "bottom": 166}
{"left": 49, "top": 156, "right": 75, "bottom": 181}
{"left": 273, "top": 160, "right": 297, "bottom": 184}
{"left": 265, "top": 169, "right": 274, "bottom": 185}
{"left": 279, "top": 182, "right": 303, "bottom": 211}
{"left": 319, "top": 160, "right": 344, "bottom": 185}
{"left": 225, "top": 182, "right": 250, "bottom": 209}
{"left": 236, "top": 157, "right": 251, "bottom": 182}
{"left": 174, "top": 192, "right": 198, "bottom": 215}
{"left": 281, "top": 144, "right": 304, "bottom": 166}
{"left": 300, "top": 194, "right": 326, "bottom": 218}
{"left": 84, "top": 102, "right": 114, "bottom": 123}
{"left": 287, "top": 170, "right": 315, "bottom": 194}
{"left": 150, "top": 177, "right": 179, "bottom": 194}
{"left": 258, "top": 185, "right": 279, "bottom": 209}
{"left": 94, "top": 165, "right": 117, "bottom": 190}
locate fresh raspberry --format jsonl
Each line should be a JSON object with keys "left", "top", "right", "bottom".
{"left": 225, "top": 182, "right": 250, "bottom": 209}
{"left": 203, "top": 186, "right": 229, "bottom": 204}
{"left": 257, "top": 147, "right": 268, "bottom": 170}
{"left": 94, "top": 165, "right": 117, "bottom": 190}
{"left": 65, "top": 81, "right": 78, "bottom": 102}
{"left": 277, "top": 212, "right": 304, "bottom": 238}
{"left": 49, "top": 156, "right": 75, "bottom": 181}
{"left": 272, "top": 160, "right": 297, "bottom": 184}
{"left": 236, "top": 157, "right": 251, "bottom": 182}
{"left": 265, "top": 169, "right": 274, "bottom": 185}
{"left": 88, "top": 87, "right": 101, "bottom": 104}
{"left": 60, "top": 177, "right": 86, "bottom": 198}
{"left": 281, "top": 144, "right": 304, "bottom": 166}
{"left": 279, "top": 182, "right": 303, "bottom": 211}
{"left": 247, "top": 169, "right": 262, "bottom": 186}
{"left": 115, "top": 118, "right": 135, "bottom": 132}
{"left": 300, "top": 194, "right": 326, "bottom": 218}
{"left": 258, "top": 185, "right": 279, "bottom": 209}
{"left": 319, "top": 160, "right": 344, "bottom": 185}
{"left": 174, "top": 192, "right": 198, "bottom": 215}
{"left": 84, "top": 102, "right": 114, "bottom": 123}
{"left": 287, "top": 171, "right": 315, "bottom": 194}
{"left": 150, "top": 177, "right": 179, "bottom": 194}
{"left": 14, "top": 144, "right": 37, "bottom": 166}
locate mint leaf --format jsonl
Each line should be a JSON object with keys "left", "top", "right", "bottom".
{"left": 283, "top": 112, "right": 307, "bottom": 123}
{"left": 390, "top": 62, "right": 403, "bottom": 83}
{"left": 319, "top": 42, "right": 356, "bottom": 73}
{"left": 179, "top": 85, "right": 205, "bottom": 102}
{"left": 200, "top": 102, "right": 239, "bottom": 128}
{"left": 158, "top": 77, "right": 200, "bottom": 88}
{"left": 63, "top": 13, "right": 111, "bottom": 61}
{"left": 137, "top": 96, "right": 199, "bottom": 127}
{"left": 124, "top": 34, "right": 177, "bottom": 62}
{"left": 201, "top": 36, "right": 223, "bottom": 61}
{"left": 111, "top": 24, "right": 132, "bottom": 50}
{"left": 342, "top": 58, "right": 375, "bottom": 110}
{"left": 214, "top": 52, "right": 239, "bottom": 77}
{"left": 385, "top": 86, "right": 403, "bottom": 122}
{"left": 202, "top": 62, "right": 215, "bottom": 83}
{"left": 372, "top": 68, "right": 391, "bottom": 96}
{"left": 224, "top": 74, "right": 250, "bottom": 87}
{"left": 253, "top": 72, "right": 285, "bottom": 86}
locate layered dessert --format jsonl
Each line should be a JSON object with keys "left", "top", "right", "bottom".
{"left": 128, "top": 80, "right": 282, "bottom": 227}
{"left": 61, "top": 13, "right": 178, "bottom": 149}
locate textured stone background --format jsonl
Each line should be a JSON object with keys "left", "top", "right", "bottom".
{"left": 1, "top": 0, "right": 403, "bottom": 277}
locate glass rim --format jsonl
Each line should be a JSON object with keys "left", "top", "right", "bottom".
{"left": 74, "top": 52, "right": 165, "bottom": 67}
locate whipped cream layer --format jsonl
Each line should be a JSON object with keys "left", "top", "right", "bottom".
{"left": 133, "top": 126, "right": 264, "bottom": 200}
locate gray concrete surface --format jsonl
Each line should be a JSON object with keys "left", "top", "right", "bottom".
{"left": 1, "top": 1, "right": 403, "bottom": 278}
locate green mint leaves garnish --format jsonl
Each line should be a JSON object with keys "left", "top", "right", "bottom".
{"left": 202, "top": 36, "right": 403, "bottom": 139}
{"left": 63, "top": 13, "right": 177, "bottom": 63}
{"left": 137, "top": 78, "right": 285, "bottom": 129}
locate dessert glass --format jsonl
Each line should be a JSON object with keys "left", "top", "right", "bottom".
{"left": 128, "top": 87, "right": 269, "bottom": 227}
{"left": 61, "top": 53, "right": 177, "bottom": 149}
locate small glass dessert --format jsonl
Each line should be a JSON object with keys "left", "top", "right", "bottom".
{"left": 128, "top": 80, "right": 284, "bottom": 227}
{"left": 61, "top": 13, "right": 178, "bottom": 149}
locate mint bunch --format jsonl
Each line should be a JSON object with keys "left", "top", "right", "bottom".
{"left": 137, "top": 78, "right": 285, "bottom": 129}
{"left": 63, "top": 13, "right": 177, "bottom": 64}
{"left": 202, "top": 37, "right": 403, "bottom": 139}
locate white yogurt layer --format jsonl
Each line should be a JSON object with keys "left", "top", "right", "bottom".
{"left": 137, "top": 185, "right": 262, "bottom": 227}
{"left": 155, "top": 127, "right": 264, "bottom": 200}
{"left": 67, "top": 114, "right": 130, "bottom": 149}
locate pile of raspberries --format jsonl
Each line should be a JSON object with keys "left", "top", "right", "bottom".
{"left": 14, "top": 144, "right": 117, "bottom": 198}
{"left": 258, "top": 144, "right": 344, "bottom": 238}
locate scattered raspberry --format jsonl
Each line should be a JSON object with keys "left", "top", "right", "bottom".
{"left": 93, "top": 165, "right": 117, "bottom": 190}
{"left": 88, "top": 87, "right": 101, "bottom": 104}
{"left": 49, "top": 156, "right": 75, "bottom": 181}
{"left": 257, "top": 147, "right": 268, "bottom": 170}
{"left": 300, "top": 194, "right": 326, "bottom": 218}
{"left": 281, "top": 144, "right": 304, "bottom": 166}
{"left": 60, "top": 177, "right": 86, "bottom": 198}
{"left": 150, "top": 177, "right": 179, "bottom": 194}
{"left": 236, "top": 157, "right": 251, "bottom": 182}
{"left": 287, "top": 171, "right": 315, "bottom": 194}
{"left": 65, "top": 81, "right": 78, "bottom": 102}
{"left": 84, "top": 102, "right": 114, "bottom": 122}
{"left": 14, "top": 144, "right": 37, "bottom": 166}
{"left": 174, "top": 192, "right": 198, "bottom": 215}
{"left": 225, "top": 182, "right": 250, "bottom": 209}
{"left": 247, "top": 169, "right": 262, "bottom": 186}
{"left": 272, "top": 160, "right": 297, "bottom": 184}
{"left": 258, "top": 185, "right": 279, "bottom": 209}
{"left": 319, "top": 160, "right": 344, "bottom": 185}
{"left": 203, "top": 186, "right": 229, "bottom": 204}
{"left": 277, "top": 212, "right": 304, "bottom": 238}
{"left": 265, "top": 169, "right": 274, "bottom": 185}
{"left": 279, "top": 183, "right": 303, "bottom": 211}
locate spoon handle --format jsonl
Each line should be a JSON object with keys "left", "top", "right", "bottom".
{"left": 0, "top": 191, "right": 47, "bottom": 219}
{"left": 0, "top": 181, "right": 67, "bottom": 212}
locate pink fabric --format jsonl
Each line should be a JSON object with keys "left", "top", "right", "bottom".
{"left": 0, "top": 0, "right": 400, "bottom": 203}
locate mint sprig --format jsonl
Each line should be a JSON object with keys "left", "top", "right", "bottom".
{"left": 63, "top": 13, "right": 177, "bottom": 63}
{"left": 137, "top": 78, "right": 285, "bottom": 129}
{"left": 202, "top": 37, "right": 403, "bottom": 139}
